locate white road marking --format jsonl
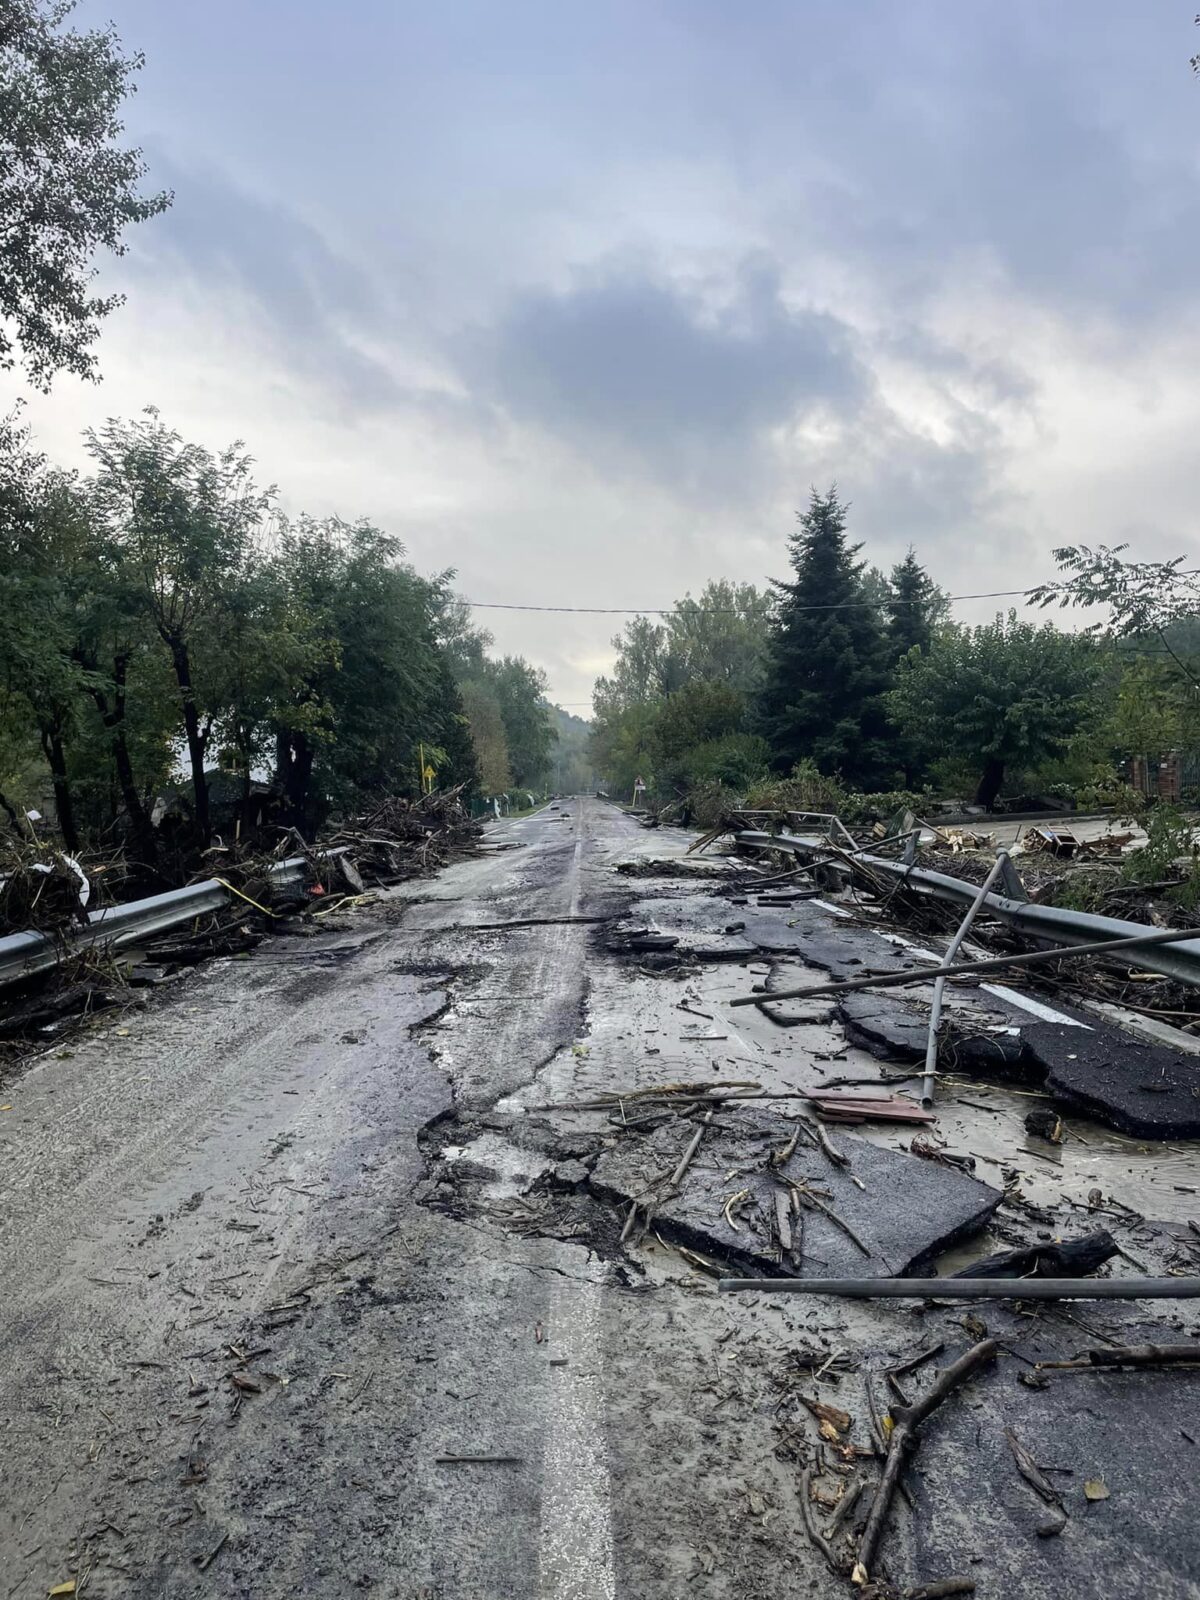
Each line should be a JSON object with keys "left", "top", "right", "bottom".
{"left": 838, "top": 924, "right": 1088, "bottom": 1026}
{"left": 979, "top": 983, "right": 1088, "bottom": 1027}
{"left": 809, "top": 897, "right": 852, "bottom": 918}
{"left": 538, "top": 1277, "right": 617, "bottom": 1600}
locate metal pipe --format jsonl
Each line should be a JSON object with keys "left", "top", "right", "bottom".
{"left": 920, "top": 853, "right": 1007, "bottom": 1107}
{"left": 717, "top": 1276, "right": 1200, "bottom": 1299}
{"left": 729, "top": 919, "right": 1200, "bottom": 1008}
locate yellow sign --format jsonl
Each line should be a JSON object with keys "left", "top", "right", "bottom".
{"left": 423, "top": 765, "right": 436, "bottom": 783}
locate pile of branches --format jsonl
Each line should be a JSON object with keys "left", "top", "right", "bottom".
{"left": 0, "top": 841, "right": 90, "bottom": 937}
{"left": 328, "top": 785, "right": 483, "bottom": 886}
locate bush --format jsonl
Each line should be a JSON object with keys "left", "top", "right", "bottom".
{"left": 743, "top": 759, "right": 851, "bottom": 816}
{"left": 682, "top": 733, "right": 771, "bottom": 791}
{"left": 1122, "top": 806, "right": 1196, "bottom": 887}
{"left": 686, "top": 781, "right": 742, "bottom": 829}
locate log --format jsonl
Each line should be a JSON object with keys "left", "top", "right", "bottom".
{"left": 952, "top": 1230, "right": 1116, "bottom": 1281}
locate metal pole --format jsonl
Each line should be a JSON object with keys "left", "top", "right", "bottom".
{"left": 716, "top": 1276, "right": 1200, "bottom": 1300}
{"left": 920, "top": 853, "right": 1007, "bottom": 1107}
{"left": 729, "top": 917, "right": 1200, "bottom": 1008}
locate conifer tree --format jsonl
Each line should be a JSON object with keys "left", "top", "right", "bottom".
{"left": 759, "top": 487, "right": 893, "bottom": 784}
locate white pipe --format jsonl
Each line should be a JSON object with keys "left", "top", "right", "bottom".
{"left": 921, "top": 852, "right": 1008, "bottom": 1108}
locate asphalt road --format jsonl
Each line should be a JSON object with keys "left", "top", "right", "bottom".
{"left": 2, "top": 796, "right": 1199, "bottom": 1600}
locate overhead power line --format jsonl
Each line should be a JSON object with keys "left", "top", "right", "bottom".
{"left": 458, "top": 585, "right": 1039, "bottom": 616}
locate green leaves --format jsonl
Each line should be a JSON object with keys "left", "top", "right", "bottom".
{"left": 889, "top": 612, "right": 1103, "bottom": 807}
{"left": 0, "top": 1, "right": 171, "bottom": 385}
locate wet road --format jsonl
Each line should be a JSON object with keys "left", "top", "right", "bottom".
{"left": 0, "top": 798, "right": 629, "bottom": 1598}
{"left": 2, "top": 795, "right": 1199, "bottom": 1599}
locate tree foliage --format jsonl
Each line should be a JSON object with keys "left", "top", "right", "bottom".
{"left": 0, "top": 0, "right": 171, "bottom": 384}
{"left": 758, "top": 486, "right": 893, "bottom": 786}
{"left": 890, "top": 613, "right": 1103, "bottom": 808}
{"left": 0, "top": 410, "right": 533, "bottom": 870}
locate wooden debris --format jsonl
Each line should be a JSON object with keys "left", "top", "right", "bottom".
{"left": 953, "top": 1230, "right": 1116, "bottom": 1281}
{"left": 852, "top": 1339, "right": 997, "bottom": 1586}
{"left": 1004, "top": 1428, "right": 1063, "bottom": 1508}
{"left": 798, "top": 1465, "right": 841, "bottom": 1572}
{"left": 808, "top": 1089, "right": 935, "bottom": 1127}
{"left": 1037, "top": 1342, "right": 1200, "bottom": 1371}
{"left": 434, "top": 1453, "right": 522, "bottom": 1464}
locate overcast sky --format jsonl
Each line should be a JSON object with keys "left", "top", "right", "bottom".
{"left": 6, "top": 3, "right": 1200, "bottom": 709}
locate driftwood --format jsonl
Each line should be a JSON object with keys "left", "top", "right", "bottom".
{"left": 1038, "top": 1342, "right": 1200, "bottom": 1371}
{"left": 799, "top": 1465, "right": 841, "bottom": 1572}
{"left": 852, "top": 1339, "right": 998, "bottom": 1586}
{"left": 1004, "top": 1427, "right": 1063, "bottom": 1507}
{"left": 953, "top": 1230, "right": 1116, "bottom": 1281}
{"left": 907, "top": 1582, "right": 976, "bottom": 1599}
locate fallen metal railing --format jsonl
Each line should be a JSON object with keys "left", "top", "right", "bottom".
{"left": 0, "top": 851, "right": 342, "bottom": 993}
{"left": 735, "top": 827, "right": 1200, "bottom": 989}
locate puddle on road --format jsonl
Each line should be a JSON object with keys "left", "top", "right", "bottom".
{"left": 438, "top": 1130, "right": 549, "bottom": 1200}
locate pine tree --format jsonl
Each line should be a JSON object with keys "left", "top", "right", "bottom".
{"left": 759, "top": 487, "right": 893, "bottom": 785}
{"left": 887, "top": 548, "right": 940, "bottom": 661}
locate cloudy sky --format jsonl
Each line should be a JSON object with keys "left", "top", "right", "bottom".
{"left": 7, "top": 2, "right": 1200, "bottom": 708}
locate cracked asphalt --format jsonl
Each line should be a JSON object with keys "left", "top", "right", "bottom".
{"left": 3, "top": 796, "right": 1200, "bottom": 1599}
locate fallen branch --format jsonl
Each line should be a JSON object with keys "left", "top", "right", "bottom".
{"left": 853, "top": 1339, "right": 997, "bottom": 1586}
{"left": 799, "top": 1465, "right": 841, "bottom": 1572}
{"left": 788, "top": 1183, "right": 871, "bottom": 1257}
{"left": 907, "top": 1582, "right": 976, "bottom": 1599}
{"left": 1004, "top": 1427, "right": 1063, "bottom": 1507}
{"left": 1038, "top": 1342, "right": 1200, "bottom": 1371}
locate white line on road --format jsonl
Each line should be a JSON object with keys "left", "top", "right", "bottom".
{"left": 538, "top": 1276, "right": 617, "bottom": 1600}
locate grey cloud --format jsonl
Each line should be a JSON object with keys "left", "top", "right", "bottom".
{"left": 121, "top": 156, "right": 412, "bottom": 413}
{"left": 461, "top": 258, "right": 869, "bottom": 492}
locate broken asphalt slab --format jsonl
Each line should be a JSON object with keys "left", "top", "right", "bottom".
{"left": 587, "top": 1105, "right": 1003, "bottom": 1277}
{"left": 1022, "top": 1021, "right": 1200, "bottom": 1140}
{"left": 906, "top": 1311, "right": 1200, "bottom": 1600}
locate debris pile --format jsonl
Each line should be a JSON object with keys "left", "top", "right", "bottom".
{"left": 328, "top": 785, "right": 482, "bottom": 885}
{"left": 0, "top": 843, "right": 91, "bottom": 937}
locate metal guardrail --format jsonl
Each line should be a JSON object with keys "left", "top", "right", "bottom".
{"left": 0, "top": 852, "right": 337, "bottom": 993}
{"left": 735, "top": 828, "right": 1200, "bottom": 989}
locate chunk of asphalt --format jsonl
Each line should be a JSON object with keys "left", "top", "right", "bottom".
{"left": 1022, "top": 1021, "right": 1200, "bottom": 1140}
{"left": 839, "top": 992, "right": 1033, "bottom": 1082}
{"left": 909, "top": 1308, "right": 1200, "bottom": 1600}
{"left": 588, "top": 1107, "right": 1002, "bottom": 1277}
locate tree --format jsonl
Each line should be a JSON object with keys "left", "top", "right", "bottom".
{"left": 460, "top": 679, "right": 511, "bottom": 793}
{"left": 271, "top": 517, "right": 454, "bottom": 825}
{"left": 889, "top": 613, "right": 1103, "bottom": 808}
{"left": 663, "top": 581, "right": 773, "bottom": 695}
{"left": 488, "top": 656, "right": 555, "bottom": 788}
{"left": 547, "top": 705, "right": 595, "bottom": 793}
{"left": 758, "top": 487, "right": 893, "bottom": 785}
{"left": 0, "top": 1, "right": 171, "bottom": 385}
{"left": 887, "top": 549, "right": 945, "bottom": 660}
{"left": 86, "top": 411, "right": 275, "bottom": 844}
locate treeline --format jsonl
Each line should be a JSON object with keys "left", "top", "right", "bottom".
{"left": 0, "top": 409, "right": 556, "bottom": 874}
{"left": 592, "top": 487, "right": 1198, "bottom": 813}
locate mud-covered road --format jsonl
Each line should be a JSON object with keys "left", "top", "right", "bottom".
{"left": 3, "top": 797, "right": 1200, "bottom": 1599}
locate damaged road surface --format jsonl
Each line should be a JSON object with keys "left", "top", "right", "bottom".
{"left": 3, "top": 797, "right": 1200, "bottom": 1598}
